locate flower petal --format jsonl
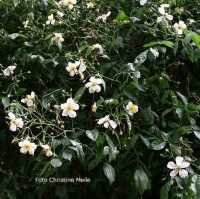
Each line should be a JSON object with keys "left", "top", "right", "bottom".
{"left": 175, "top": 156, "right": 184, "bottom": 166}
{"left": 179, "top": 169, "right": 188, "bottom": 178}
{"left": 170, "top": 169, "right": 179, "bottom": 177}
{"left": 167, "top": 161, "right": 177, "bottom": 169}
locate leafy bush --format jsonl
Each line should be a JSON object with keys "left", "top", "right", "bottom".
{"left": 0, "top": 0, "right": 200, "bottom": 198}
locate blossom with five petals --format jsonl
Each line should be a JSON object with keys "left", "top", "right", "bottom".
{"left": 54, "top": 33, "right": 64, "bottom": 43}
{"left": 173, "top": 21, "right": 187, "bottom": 35}
{"left": 157, "top": 6, "right": 173, "bottom": 23}
{"left": 3, "top": 65, "right": 16, "bottom": 76}
{"left": 61, "top": 98, "right": 79, "bottom": 118}
{"left": 126, "top": 102, "right": 138, "bottom": 116}
{"left": 63, "top": 0, "right": 77, "bottom": 9}
{"left": 18, "top": 140, "right": 37, "bottom": 155}
{"left": 167, "top": 156, "right": 190, "bottom": 178}
{"left": 21, "top": 91, "right": 35, "bottom": 107}
{"left": 8, "top": 112, "right": 24, "bottom": 131}
{"left": 85, "top": 77, "right": 102, "bottom": 93}
{"left": 97, "top": 115, "right": 117, "bottom": 129}
{"left": 66, "top": 61, "right": 80, "bottom": 76}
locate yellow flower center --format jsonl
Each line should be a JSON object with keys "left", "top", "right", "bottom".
{"left": 55, "top": 35, "right": 62, "bottom": 42}
{"left": 26, "top": 95, "right": 32, "bottom": 100}
{"left": 10, "top": 119, "right": 17, "bottom": 125}
{"left": 66, "top": 104, "right": 73, "bottom": 112}
{"left": 70, "top": 65, "right": 76, "bottom": 72}
{"left": 24, "top": 144, "right": 31, "bottom": 150}
{"left": 129, "top": 104, "right": 138, "bottom": 113}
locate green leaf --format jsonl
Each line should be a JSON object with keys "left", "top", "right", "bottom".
{"left": 5, "top": 189, "right": 16, "bottom": 199}
{"left": 160, "top": 41, "right": 174, "bottom": 48}
{"left": 191, "top": 174, "right": 200, "bottom": 199}
{"left": 74, "top": 86, "right": 86, "bottom": 102}
{"left": 2, "top": 97, "right": 10, "bottom": 108}
{"left": 103, "top": 163, "right": 115, "bottom": 185}
{"left": 194, "top": 131, "right": 200, "bottom": 140}
{"left": 85, "top": 129, "right": 99, "bottom": 141}
{"left": 176, "top": 91, "right": 188, "bottom": 106}
{"left": 151, "top": 140, "right": 166, "bottom": 150}
{"left": 134, "top": 168, "right": 149, "bottom": 195}
{"left": 134, "top": 51, "right": 148, "bottom": 67}
{"left": 140, "top": 135, "right": 150, "bottom": 148}
{"left": 160, "top": 181, "right": 171, "bottom": 199}
{"left": 144, "top": 41, "right": 174, "bottom": 48}
{"left": 8, "top": 33, "right": 18, "bottom": 40}
{"left": 62, "top": 152, "right": 72, "bottom": 161}
{"left": 50, "top": 159, "right": 62, "bottom": 168}
{"left": 125, "top": 113, "right": 132, "bottom": 135}
{"left": 192, "top": 32, "right": 200, "bottom": 49}
{"left": 115, "top": 36, "right": 123, "bottom": 47}
{"left": 116, "top": 10, "right": 128, "bottom": 22}
{"left": 128, "top": 134, "right": 139, "bottom": 150}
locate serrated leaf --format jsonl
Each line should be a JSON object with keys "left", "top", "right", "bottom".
{"left": 2, "top": 97, "right": 10, "bottom": 108}
{"left": 50, "top": 159, "right": 62, "bottom": 168}
{"left": 62, "top": 152, "right": 72, "bottom": 161}
{"left": 134, "top": 168, "right": 149, "bottom": 195}
{"left": 85, "top": 129, "right": 98, "bottom": 141}
{"left": 103, "top": 163, "right": 115, "bottom": 185}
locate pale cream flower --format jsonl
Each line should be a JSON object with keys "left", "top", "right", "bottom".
{"left": 78, "top": 58, "right": 86, "bottom": 73}
{"left": 3, "top": 65, "right": 16, "bottom": 76}
{"left": 167, "top": 156, "right": 190, "bottom": 178}
{"left": 126, "top": 102, "right": 138, "bottom": 116}
{"left": 46, "top": 14, "right": 55, "bottom": 25}
{"left": 66, "top": 61, "right": 80, "bottom": 76}
{"left": 85, "top": 76, "right": 102, "bottom": 93}
{"left": 41, "top": 144, "right": 53, "bottom": 157}
{"left": 87, "top": 2, "right": 95, "bottom": 8}
{"left": 21, "top": 91, "right": 35, "bottom": 107}
{"left": 92, "top": 43, "right": 104, "bottom": 54}
{"left": 91, "top": 102, "right": 97, "bottom": 112}
{"left": 97, "top": 115, "right": 117, "bottom": 129}
{"left": 8, "top": 112, "right": 24, "bottom": 132}
{"left": 157, "top": 6, "right": 173, "bottom": 23}
{"left": 63, "top": 0, "right": 77, "bottom": 9}
{"left": 61, "top": 98, "right": 79, "bottom": 118}
{"left": 173, "top": 21, "right": 187, "bottom": 35}
{"left": 18, "top": 140, "right": 37, "bottom": 155}
{"left": 54, "top": 33, "right": 64, "bottom": 43}
{"left": 97, "top": 11, "right": 111, "bottom": 22}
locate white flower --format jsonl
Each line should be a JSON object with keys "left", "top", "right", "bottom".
{"left": 21, "top": 91, "right": 35, "bottom": 107}
{"left": 3, "top": 65, "right": 16, "bottom": 76}
{"left": 157, "top": 6, "right": 173, "bottom": 23}
{"left": 87, "top": 2, "right": 95, "bottom": 8}
{"left": 173, "top": 21, "right": 187, "bottom": 35}
{"left": 8, "top": 112, "right": 24, "bottom": 132}
{"left": 126, "top": 102, "right": 138, "bottom": 116}
{"left": 85, "top": 76, "right": 102, "bottom": 93}
{"left": 61, "top": 98, "right": 79, "bottom": 118}
{"left": 150, "top": 48, "right": 159, "bottom": 58}
{"left": 97, "top": 11, "right": 111, "bottom": 23}
{"left": 92, "top": 43, "right": 104, "bottom": 54}
{"left": 18, "top": 140, "right": 37, "bottom": 155}
{"left": 66, "top": 61, "right": 80, "bottom": 76}
{"left": 103, "top": 146, "right": 109, "bottom": 155}
{"left": 54, "top": 33, "right": 64, "bottom": 43}
{"left": 63, "top": 0, "right": 77, "bottom": 9}
{"left": 23, "top": 20, "right": 29, "bottom": 28}
{"left": 167, "top": 156, "right": 190, "bottom": 178}
{"left": 41, "top": 144, "right": 53, "bottom": 157}
{"left": 140, "top": 0, "right": 147, "bottom": 6}
{"left": 46, "top": 14, "right": 55, "bottom": 25}
{"left": 78, "top": 58, "right": 86, "bottom": 73}
{"left": 97, "top": 115, "right": 117, "bottom": 129}
{"left": 57, "top": 11, "right": 64, "bottom": 17}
